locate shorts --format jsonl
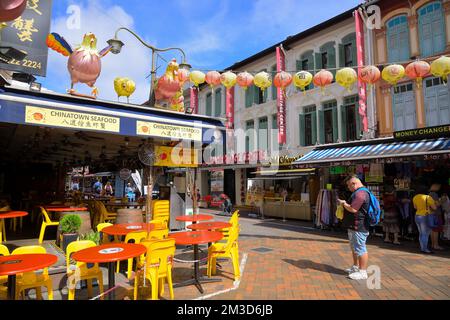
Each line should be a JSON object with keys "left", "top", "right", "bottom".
{"left": 348, "top": 229, "right": 369, "bottom": 257}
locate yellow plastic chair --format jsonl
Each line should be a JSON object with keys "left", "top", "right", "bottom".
{"left": 11, "top": 245, "right": 53, "bottom": 300}
{"left": 0, "top": 244, "right": 10, "bottom": 286}
{"left": 116, "top": 231, "right": 148, "bottom": 278}
{"left": 66, "top": 240, "right": 104, "bottom": 300}
{"left": 133, "top": 238, "right": 176, "bottom": 300}
{"left": 152, "top": 200, "right": 170, "bottom": 228}
{"left": 207, "top": 226, "right": 240, "bottom": 281}
{"left": 95, "top": 201, "right": 117, "bottom": 224}
{"left": 218, "top": 210, "right": 239, "bottom": 242}
{"left": 0, "top": 205, "right": 10, "bottom": 242}
{"left": 38, "top": 206, "right": 59, "bottom": 244}
{"left": 96, "top": 222, "right": 113, "bottom": 244}
{"left": 147, "top": 228, "right": 169, "bottom": 240}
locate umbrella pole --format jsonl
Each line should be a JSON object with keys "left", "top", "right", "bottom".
{"left": 145, "top": 166, "right": 153, "bottom": 223}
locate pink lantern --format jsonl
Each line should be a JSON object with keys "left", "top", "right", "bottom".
{"left": 0, "top": 0, "right": 26, "bottom": 23}
{"left": 205, "top": 71, "right": 222, "bottom": 88}
{"left": 313, "top": 69, "right": 333, "bottom": 93}
{"left": 273, "top": 71, "right": 293, "bottom": 91}
{"left": 359, "top": 65, "right": 381, "bottom": 88}
{"left": 405, "top": 60, "right": 431, "bottom": 88}
{"left": 177, "top": 68, "right": 190, "bottom": 85}
{"left": 236, "top": 71, "right": 254, "bottom": 90}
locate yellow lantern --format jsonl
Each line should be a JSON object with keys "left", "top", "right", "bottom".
{"left": 220, "top": 71, "right": 237, "bottom": 89}
{"left": 336, "top": 67, "right": 357, "bottom": 91}
{"left": 430, "top": 56, "right": 450, "bottom": 84}
{"left": 189, "top": 70, "right": 206, "bottom": 87}
{"left": 254, "top": 71, "right": 272, "bottom": 91}
{"left": 293, "top": 71, "right": 313, "bottom": 92}
{"left": 382, "top": 64, "right": 405, "bottom": 86}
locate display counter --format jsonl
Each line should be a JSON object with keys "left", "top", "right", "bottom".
{"left": 262, "top": 200, "right": 311, "bottom": 221}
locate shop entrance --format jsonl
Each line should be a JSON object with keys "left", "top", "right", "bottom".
{"left": 224, "top": 169, "right": 235, "bottom": 204}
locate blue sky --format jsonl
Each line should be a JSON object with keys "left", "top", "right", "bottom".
{"left": 38, "top": 0, "right": 362, "bottom": 103}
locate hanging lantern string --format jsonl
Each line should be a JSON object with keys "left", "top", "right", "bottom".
{"left": 189, "top": 53, "right": 450, "bottom": 75}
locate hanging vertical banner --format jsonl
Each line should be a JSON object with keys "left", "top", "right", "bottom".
{"left": 355, "top": 9, "right": 368, "bottom": 132}
{"left": 190, "top": 86, "right": 198, "bottom": 114}
{"left": 225, "top": 86, "right": 235, "bottom": 157}
{"left": 276, "top": 46, "right": 286, "bottom": 144}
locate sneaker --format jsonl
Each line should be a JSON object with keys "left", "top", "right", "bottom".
{"left": 348, "top": 271, "right": 368, "bottom": 280}
{"left": 345, "top": 265, "right": 359, "bottom": 274}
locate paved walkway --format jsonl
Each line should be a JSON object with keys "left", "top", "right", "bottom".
{"left": 3, "top": 209, "right": 449, "bottom": 300}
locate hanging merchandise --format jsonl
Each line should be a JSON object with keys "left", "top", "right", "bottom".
{"left": 315, "top": 189, "right": 339, "bottom": 228}
{"left": 177, "top": 68, "right": 190, "bottom": 85}
{"left": 336, "top": 67, "right": 357, "bottom": 92}
{"left": 359, "top": 65, "right": 381, "bottom": 90}
{"left": 189, "top": 70, "right": 206, "bottom": 87}
{"left": 381, "top": 64, "right": 405, "bottom": 86}
{"left": 405, "top": 60, "right": 430, "bottom": 88}
{"left": 293, "top": 71, "right": 313, "bottom": 93}
{"left": 220, "top": 71, "right": 237, "bottom": 89}
{"left": 205, "top": 71, "right": 222, "bottom": 89}
{"left": 313, "top": 69, "right": 333, "bottom": 93}
{"left": 273, "top": 71, "right": 293, "bottom": 94}
{"left": 254, "top": 71, "right": 272, "bottom": 91}
{"left": 430, "top": 56, "right": 450, "bottom": 84}
{"left": 236, "top": 71, "right": 254, "bottom": 90}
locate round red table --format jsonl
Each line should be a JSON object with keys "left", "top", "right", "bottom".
{"left": 176, "top": 214, "right": 213, "bottom": 224}
{"left": 72, "top": 243, "right": 146, "bottom": 300}
{"left": 169, "top": 231, "right": 223, "bottom": 294}
{"left": 102, "top": 223, "right": 155, "bottom": 236}
{"left": 187, "top": 221, "right": 232, "bottom": 231}
{"left": 0, "top": 211, "right": 28, "bottom": 243}
{"left": 45, "top": 207, "right": 88, "bottom": 212}
{"left": 0, "top": 253, "right": 57, "bottom": 300}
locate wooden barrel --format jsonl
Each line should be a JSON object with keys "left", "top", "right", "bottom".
{"left": 56, "top": 211, "right": 92, "bottom": 245}
{"left": 116, "top": 208, "right": 143, "bottom": 224}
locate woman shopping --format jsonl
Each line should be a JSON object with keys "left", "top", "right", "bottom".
{"left": 412, "top": 186, "right": 437, "bottom": 254}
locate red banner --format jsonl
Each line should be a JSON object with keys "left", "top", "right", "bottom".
{"left": 225, "top": 87, "right": 234, "bottom": 129}
{"left": 276, "top": 46, "right": 286, "bottom": 144}
{"left": 190, "top": 86, "right": 198, "bottom": 114}
{"left": 355, "top": 9, "right": 368, "bottom": 132}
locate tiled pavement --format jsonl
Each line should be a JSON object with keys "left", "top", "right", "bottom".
{"left": 2, "top": 209, "right": 449, "bottom": 300}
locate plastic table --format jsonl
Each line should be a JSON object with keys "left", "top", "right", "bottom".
{"left": 101, "top": 223, "right": 155, "bottom": 236}
{"left": 0, "top": 253, "right": 57, "bottom": 300}
{"left": 72, "top": 243, "right": 146, "bottom": 300}
{"left": 169, "top": 231, "right": 223, "bottom": 294}
{"left": 0, "top": 211, "right": 28, "bottom": 243}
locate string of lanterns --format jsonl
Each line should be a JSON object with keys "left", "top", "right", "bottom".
{"left": 183, "top": 55, "right": 450, "bottom": 94}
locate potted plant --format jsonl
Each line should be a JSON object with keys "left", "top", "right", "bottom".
{"left": 78, "top": 230, "right": 100, "bottom": 245}
{"left": 60, "top": 214, "right": 82, "bottom": 253}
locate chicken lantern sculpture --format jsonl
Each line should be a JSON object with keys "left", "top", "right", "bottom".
{"left": 46, "top": 32, "right": 112, "bottom": 98}
{"left": 154, "top": 58, "right": 185, "bottom": 112}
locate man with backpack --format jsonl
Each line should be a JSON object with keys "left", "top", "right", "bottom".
{"left": 338, "top": 175, "right": 380, "bottom": 280}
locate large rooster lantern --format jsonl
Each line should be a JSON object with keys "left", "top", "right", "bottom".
{"left": 46, "top": 32, "right": 112, "bottom": 98}
{"left": 154, "top": 58, "right": 184, "bottom": 112}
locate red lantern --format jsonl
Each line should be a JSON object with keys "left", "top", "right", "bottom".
{"left": 273, "top": 71, "right": 293, "bottom": 91}
{"left": 205, "top": 71, "right": 221, "bottom": 89}
{"left": 0, "top": 0, "right": 26, "bottom": 23}
{"left": 177, "top": 68, "right": 190, "bottom": 85}
{"left": 359, "top": 65, "right": 381, "bottom": 86}
{"left": 313, "top": 69, "right": 333, "bottom": 93}
{"left": 405, "top": 60, "right": 430, "bottom": 88}
{"left": 236, "top": 71, "right": 254, "bottom": 90}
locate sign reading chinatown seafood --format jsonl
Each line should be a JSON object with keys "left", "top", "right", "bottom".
{"left": 394, "top": 125, "right": 450, "bottom": 140}
{"left": 0, "top": 0, "right": 52, "bottom": 76}
{"left": 25, "top": 106, "right": 120, "bottom": 132}
{"left": 136, "top": 120, "right": 202, "bottom": 141}
{"left": 276, "top": 46, "right": 286, "bottom": 144}
{"left": 355, "top": 9, "right": 368, "bottom": 132}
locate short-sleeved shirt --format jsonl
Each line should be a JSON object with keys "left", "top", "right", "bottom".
{"left": 412, "top": 194, "right": 435, "bottom": 216}
{"left": 342, "top": 188, "right": 370, "bottom": 233}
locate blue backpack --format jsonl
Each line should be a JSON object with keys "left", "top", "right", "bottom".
{"left": 353, "top": 187, "right": 381, "bottom": 226}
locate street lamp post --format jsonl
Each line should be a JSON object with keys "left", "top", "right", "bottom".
{"left": 107, "top": 27, "right": 191, "bottom": 106}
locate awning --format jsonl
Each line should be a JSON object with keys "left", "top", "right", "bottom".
{"left": 0, "top": 86, "right": 226, "bottom": 144}
{"left": 293, "top": 138, "right": 450, "bottom": 165}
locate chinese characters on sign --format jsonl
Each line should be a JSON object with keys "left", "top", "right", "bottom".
{"left": 136, "top": 121, "right": 202, "bottom": 141}
{"left": 25, "top": 106, "right": 120, "bottom": 132}
{"left": 276, "top": 46, "right": 286, "bottom": 144}
{"left": 0, "top": 0, "right": 52, "bottom": 76}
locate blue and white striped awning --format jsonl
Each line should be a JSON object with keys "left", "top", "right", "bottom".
{"left": 293, "top": 138, "right": 450, "bottom": 164}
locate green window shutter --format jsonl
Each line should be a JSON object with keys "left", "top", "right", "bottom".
{"left": 311, "top": 111, "right": 317, "bottom": 145}
{"left": 318, "top": 110, "right": 325, "bottom": 144}
{"left": 299, "top": 114, "right": 306, "bottom": 146}
{"left": 308, "top": 53, "right": 315, "bottom": 89}
{"left": 355, "top": 106, "right": 361, "bottom": 140}
{"left": 341, "top": 105, "right": 347, "bottom": 142}
{"left": 339, "top": 43, "right": 345, "bottom": 67}
{"left": 254, "top": 85, "right": 260, "bottom": 105}
{"left": 332, "top": 106, "right": 338, "bottom": 142}
{"left": 328, "top": 44, "right": 336, "bottom": 80}
{"left": 271, "top": 66, "right": 277, "bottom": 101}
{"left": 351, "top": 38, "right": 357, "bottom": 68}
{"left": 214, "top": 89, "right": 221, "bottom": 117}
{"left": 245, "top": 86, "right": 253, "bottom": 108}
{"left": 206, "top": 93, "right": 212, "bottom": 116}
{"left": 296, "top": 60, "right": 302, "bottom": 71}
{"left": 314, "top": 52, "right": 322, "bottom": 71}
{"left": 263, "top": 87, "right": 268, "bottom": 103}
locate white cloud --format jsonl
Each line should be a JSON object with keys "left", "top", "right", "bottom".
{"left": 44, "top": 1, "right": 151, "bottom": 104}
